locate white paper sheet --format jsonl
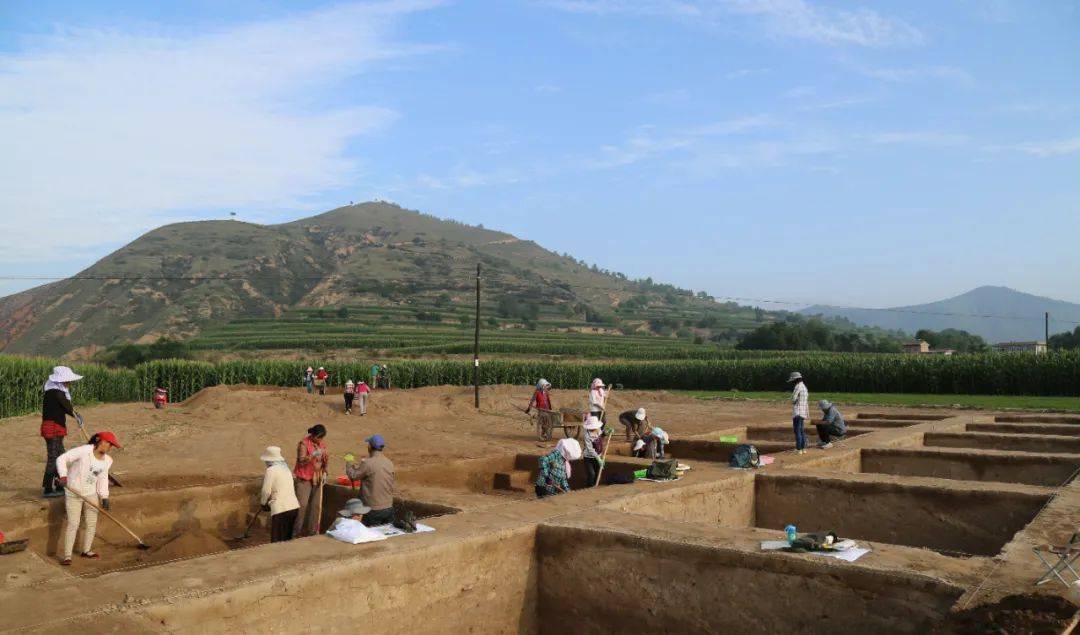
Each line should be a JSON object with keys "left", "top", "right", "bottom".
{"left": 759, "top": 540, "right": 871, "bottom": 563}
{"left": 369, "top": 522, "right": 436, "bottom": 538}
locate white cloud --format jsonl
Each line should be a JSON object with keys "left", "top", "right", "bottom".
{"left": 534, "top": 83, "right": 564, "bottom": 93}
{"left": 860, "top": 131, "right": 969, "bottom": 147}
{"left": 725, "top": 67, "right": 771, "bottom": 79}
{"left": 854, "top": 64, "right": 974, "bottom": 85}
{"left": 542, "top": 0, "right": 924, "bottom": 47}
{"left": 0, "top": 1, "right": 441, "bottom": 262}
{"left": 1004, "top": 137, "right": 1080, "bottom": 158}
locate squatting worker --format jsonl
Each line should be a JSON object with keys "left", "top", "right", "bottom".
{"left": 618, "top": 407, "right": 649, "bottom": 442}
{"left": 815, "top": 400, "right": 847, "bottom": 450}
{"left": 293, "top": 424, "right": 329, "bottom": 536}
{"left": 355, "top": 380, "right": 371, "bottom": 416}
{"left": 259, "top": 446, "right": 300, "bottom": 542}
{"left": 587, "top": 378, "right": 607, "bottom": 422}
{"left": 534, "top": 438, "right": 581, "bottom": 498}
{"left": 41, "top": 366, "right": 83, "bottom": 499}
{"left": 581, "top": 416, "right": 607, "bottom": 488}
{"left": 525, "top": 379, "right": 554, "bottom": 415}
{"left": 55, "top": 431, "right": 121, "bottom": 566}
{"left": 788, "top": 371, "right": 809, "bottom": 455}
{"left": 345, "top": 434, "right": 395, "bottom": 526}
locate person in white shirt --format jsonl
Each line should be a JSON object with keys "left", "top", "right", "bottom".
{"left": 259, "top": 446, "right": 301, "bottom": 542}
{"left": 788, "top": 371, "right": 810, "bottom": 455}
{"left": 587, "top": 378, "right": 607, "bottom": 422}
{"left": 55, "top": 430, "right": 121, "bottom": 565}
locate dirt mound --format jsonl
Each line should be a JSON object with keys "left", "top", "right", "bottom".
{"left": 936, "top": 594, "right": 1078, "bottom": 634}
{"left": 146, "top": 529, "right": 230, "bottom": 561}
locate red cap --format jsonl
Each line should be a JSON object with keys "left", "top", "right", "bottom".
{"left": 96, "top": 430, "right": 123, "bottom": 449}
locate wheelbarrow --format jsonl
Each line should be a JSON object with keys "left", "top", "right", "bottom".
{"left": 532, "top": 408, "right": 583, "bottom": 442}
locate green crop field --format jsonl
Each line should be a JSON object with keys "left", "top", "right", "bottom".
{"left": 4, "top": 351, "right": 1080, "bottom": 419}
{"left": 676, "top": 390, "right": 1080, "bottom": 412}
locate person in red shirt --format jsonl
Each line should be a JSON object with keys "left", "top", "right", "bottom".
{"left": 153, "top": 387, "right": 168, "bottom": 409}
{"left": 525, "top": 379, "right": 554, "bottom": 414}
{"left": 313, "top": 367, "right": 329, "bottom": 395}
{"left": 293, "top": 424, "right": 328, "bottom": 536}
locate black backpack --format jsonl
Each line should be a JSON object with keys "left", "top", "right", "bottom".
{"left": 729, "top": 444, "right": 760, "bottom": 469}
{"left": 646, "top": 459, "right": 679, "bottom": 480}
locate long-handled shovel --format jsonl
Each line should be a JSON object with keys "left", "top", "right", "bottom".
{"left": 593, "top": 384, "right": 616, "bottom": 487}
{"left": 64, "top": 486, "right": 149, "bottom": 550}
{"left": 73, "top": 414, "right": 122, "bottom": 488}
{"left": 229, "top": 508, "right": 262, "bottom": 542}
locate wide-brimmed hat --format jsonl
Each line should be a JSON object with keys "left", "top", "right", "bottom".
{"left": 591, "top": 378, "right": 604, "bottom": 388}
{"left": 345, "top": 380, "right": 355, "bottom": 387}
{"left": 584, "top": 416, "right": 602, "bottom": 430}
{"left": 48, "top": 366, "right": 82, "bottom": 384}
{"left": 787, "top": 371, "right": 803, "bottom": 382}
{"left": 260, "top": 446, "right": 285, "bottom": 462}
{"left": 337, "top": 498, "right": 371, "bottom": 518}
{"left": 635, "top": 408, "right": 646, "bottom": 421}
{"left": 819, "top": 399, "right": 832, "bottom": 411}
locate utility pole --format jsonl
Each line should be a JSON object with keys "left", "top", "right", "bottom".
{"left": 1045, "top": 312, "right": 1050, "bottom": 346}
{"left": 474, "top": 263, "right": 481, "bottom": 408}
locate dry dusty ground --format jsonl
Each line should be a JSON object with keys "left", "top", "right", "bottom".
{"left": 0, "top": 384, "right": 933, "bottom": 504}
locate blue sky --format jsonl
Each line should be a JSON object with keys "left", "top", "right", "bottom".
{"left": 1, "top": 0, "right": 1078, "bottom": 308}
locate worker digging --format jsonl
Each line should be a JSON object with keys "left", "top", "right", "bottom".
{"left": 55, "top": 430, "right": 122, "bottom": 565}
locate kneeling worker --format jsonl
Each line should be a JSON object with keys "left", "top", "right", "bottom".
{"left": 329, "top": 498, "right": 371, "bottom": 531}
{"left": 345, "top": 434, "right": 395, "bottom": 526}
{"left": 815, "top": 400, "right": 847, "bottom": 449}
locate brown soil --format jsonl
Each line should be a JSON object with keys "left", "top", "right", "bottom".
{"left": 936, "top": 594, "right": 1079, "bottom": 634}
{"left": 146, "top": 528, "right": 231, "bottom": 561}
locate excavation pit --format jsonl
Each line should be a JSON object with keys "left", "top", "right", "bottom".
{"left": 745, "top": 426, "right": 869, "bottom": 442}
{"left": 612, "top": 473, "right": 1050, "bottom": 557}
{"left": 858, "top": 448, "right": 1080, "bottom": 487}
{"left": 610, "top": 438, "right": 792, "bottom": 462}
{"left": 11, "top": 481, "right": 455, "bottom": 576}
{"left": 858, "top": 413, "right": 951, "bottom": 421}
{"left": 995, "top": 414, "right": 1080, "bottom": 424}
{"left": 846, "top": 418, "right": 925, "bottom": 429}
{"left": 967, "top": 422, "right": 1080, "bottom": 437}
{"left": 924, "top": 431, "right": 1080, "bottom": 454}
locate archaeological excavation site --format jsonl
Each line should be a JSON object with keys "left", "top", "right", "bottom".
{"left": 0, "top": 387, "right": 1078, "bottom": 633}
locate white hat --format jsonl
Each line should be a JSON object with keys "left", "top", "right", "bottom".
{"left": 307, "top": 367, "right": 313, "bottom": 372}
{"left": 346, "top": 380, "right": 354, "bottom": 386}
{"left": 260, "top": 446, "right": 285, "bottom": 462}
{"left": 635, "top": 408, "right": 646, "bottom": 421}
{"left": 585, "top": 416, "right": 602, "bottom": 430}
{"left": 556, "top": 438, "right": 582, "bottom": 461}
{"left": 591, "top": 378, "right": 604, "bottom": 388}
{"left": 787, "top": 371, "right": 803, "bottom": 382}
{"left": 318, "top": 367, "right": 325, "bottom": 370}
{"left": 48, "top": 366, "right": 82, "bottom": 384}
{"left": 633, "top": 439, "right": 645, "bottom": 451}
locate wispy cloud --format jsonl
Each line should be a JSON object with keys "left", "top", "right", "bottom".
{"left": 542, "top": 0, "right": 925, "bottom": 47}
{"left": 853, "top": 64, "right": 974, "bottom": 85}
{"left": 0, "top": 1, "right": 441, "bottom": 262}
{"left": 534, "top": 83, "right": 564, "bottom": 93}
{"left": 859, "top": 131, "right": 969, "bottom": 147}
{"left": 1001, "top": 137, "right": 1080, "bottom": 158}
{"left": 725, "top": 67, "right": 771, "bottom": 79}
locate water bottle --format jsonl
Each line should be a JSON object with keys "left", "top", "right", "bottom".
{"left": 785, "top": 524, "right": 797, "bottom": 544}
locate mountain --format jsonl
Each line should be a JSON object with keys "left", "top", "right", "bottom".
{"left": 0, "top": 202, "right": 742, "bottom": 356}
{"left": 801, "top": 286, "right": 1080, "bottom": 344}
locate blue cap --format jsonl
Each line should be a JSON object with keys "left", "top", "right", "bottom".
{"left": 365, "top": 434, "right": 385, "bottom": 449}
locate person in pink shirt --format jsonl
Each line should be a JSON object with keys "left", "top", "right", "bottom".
{"left": 55, "top": 431, "right": 121, "bottom": 565}
{"left": 355, "top": 380, "right": 371, "bottom": 416}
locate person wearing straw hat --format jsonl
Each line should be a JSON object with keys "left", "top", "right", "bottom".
{"left": 618, "top": 407, "right": 649, "bottom": 443}
{"left": 788, "top": 371, "right": 810, "bottom": 455}
{"left": 534, "top": 438, "right": 581, "bottom": 498}
{"left": 41, "top": 366, "right": 83, "bottom": 498}
{"left": 345, "top": 434, "right": 395, "bottom": 526}
{"left": 259, "top": 446, "right": 300, "bottom": 542}
{"left": 55, "top": 430, "right": 121, "bottom": 565}
{"left": 581, "top": 416, "right": 607, "bottom": 488}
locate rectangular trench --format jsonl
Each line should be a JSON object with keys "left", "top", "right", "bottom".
{"left": 859, "top": 448, "right": 1080, "bottom": 487}
{"left": 536, "top": 524, "right": 964, "bottom": 634}
{"left": 925, "top": 432, "right": 1080, "bottom": 454}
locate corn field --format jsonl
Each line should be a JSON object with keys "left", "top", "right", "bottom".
{"left": 2, "top": 351, "right": 1079, "bottom": 419}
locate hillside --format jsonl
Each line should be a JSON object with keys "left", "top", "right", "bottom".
{"left": 801, "top": 286, "right": 1080, "bottom": 343}
{"left": 0, "top": 202, "right": 764, "bottom": 356}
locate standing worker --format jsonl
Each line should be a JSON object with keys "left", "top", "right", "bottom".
{"left": 153, "top": 386, "right": 168, "bottom": 409}
{"left": 525, "top": 379, "right": 554, "bottom": 414}
{"left": 581, "top": 416, "right": 607, "bottom": 487}
{"left": 259, "top": 446, "right": 300, "bottom": 543}
{"left": 534, "top": 438, "right": 581, "bottom": 498}
{"left": 41, "top": 366, "right": 83, "bottom": 499}
{"left": 55, "top": 431, "right": 121, "bottom": 565}
{"left": 587, "top": 378, "right": 607, "bottom": 422}
{"left": 355, "top": 380, "right": 371, "bottom": 416}
{"left": 303, "top": 367, "right": 315, "bottom": 394}
{"left": 815, "top": 400, "right": 847, "bottom": 449}
{"left": 370, "top": 362, "right": 380, "bottom": 389}
{"left": 314, "top": 367, "right": 329, "bottom": 396}
{"left": 345, "top": 434, "right": 395, "bottom": 526}
{"left": 788, "top": 371, "right": 809, "bottom": 455}
{"left": 343, "top": 380, "right": 355, "bottom": 415}
{"left": 293, "top": 425, "right": 328, "bottom": 537}
{"left": 618, "top": 407, "right": 648, "bottom": 442}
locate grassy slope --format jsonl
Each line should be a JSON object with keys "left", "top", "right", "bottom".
{"left": 676, "top": 390, "right": 1080, "bottom": 412}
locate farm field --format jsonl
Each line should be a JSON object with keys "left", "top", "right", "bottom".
{"left": 678, "top": 390, "right": 1080, "bottom": 412}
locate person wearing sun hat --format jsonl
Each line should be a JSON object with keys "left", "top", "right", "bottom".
{"left": 259, "top": 446, "right": 300, "bottom": 542}
{"left": 345, "top": 434, "right": 395, "bottom": 526}
{"left": 55, "top": 430, "right": 120, "bottom": 565}
{"left": 788, "top": 371, "right": 809, "bottom": 455}
{"left": 581, "top": 416, "right": 608, "bottom": 488}
{"left": 618, "top": 407, "right": 649, "bottom": 442}
{"left": 41, "top": 366, "right": 83, "bottom": 498}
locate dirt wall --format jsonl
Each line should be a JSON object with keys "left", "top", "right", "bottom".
{"left": 754, "top": 474, "right": 1049, "bottom": 556}
{"left": 967, "top": 423, "right": 1080, "bottom": 437}
{"left": 925, "top": 432, "right": 1080, "bottom": 454}
{"left": 861, "top": 449, "right": 1080, "bottom": 487}
{"left": 536, "top": 524, "right": 964, "bottom": 634}
{"left": 603, "top": 472, "right": 755, "bottom": 526}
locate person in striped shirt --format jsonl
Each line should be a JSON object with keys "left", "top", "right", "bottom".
{"left": 788, "top": 371, "right": 809, "bottom": 455}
